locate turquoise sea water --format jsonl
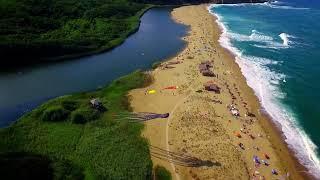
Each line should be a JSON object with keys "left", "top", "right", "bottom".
{"left": 210, "top": 0, "right": 320, "bottom": 177}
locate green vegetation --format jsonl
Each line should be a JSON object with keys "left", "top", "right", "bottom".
{"left": 0, "top": 0, "right": 151, "bottom": 67}
{"left": 41, "top": 106, "right": 69, "bottom": 122}
{"left": 0, "top": 0, "right": 259, "bottom": 68}
{"left": 152, "top": 61, "right": 162, "bottom": 69}
{"left": 0, "top": 71, "right": 153, "bottom": 179}
{"left": 154, "top": 165, "right": 172, "bottom": 180}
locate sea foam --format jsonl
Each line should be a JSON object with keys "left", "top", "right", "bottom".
{"left": 227, "top": 29, "right": 291, "bottom": 49}
{"left": 211, "top": 2, "right": 310, "bottom": 10}
{"left": 208, "top": 4, "right": 320, "bottom": 177}
{"left": 279, "top": 32, "right": 290, "bottom": 46}
{"left": 262, "top": 2, "right": 310, "bottom": 10}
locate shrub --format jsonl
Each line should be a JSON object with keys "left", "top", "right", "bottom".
{"left": 71, "top": 108, "right": 99, "bottom": 124}
{"left": 61, "top": 100, "right": 78, "bottom": 111}
{"left": 41, "top": 106, "right": 69, "bottom": 122}
{"left": 154, "top": 166, "right": 171, "bottom": 180}
{"left": 51, "top": 159, "right": 84, "bottom": 180}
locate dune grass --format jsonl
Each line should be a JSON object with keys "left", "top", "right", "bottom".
{"left": 0, "top": 70, "right": 153, "bottom": 179}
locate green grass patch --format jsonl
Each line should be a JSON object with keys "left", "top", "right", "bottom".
{"left": 0, "top": 70, "right": 153, "bottom": 179}
{"left": 41, "top": 105, "right": 69, "bottom": 122}
{"left": 70, "top": 108, "right": 99, "bottom": 124}
{"left": 154, "top": 165, "right": 172, "bottom": 180}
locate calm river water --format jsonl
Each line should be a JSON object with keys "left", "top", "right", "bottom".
{"left": 0, "top": 7, "right": 188, "bottom": 126}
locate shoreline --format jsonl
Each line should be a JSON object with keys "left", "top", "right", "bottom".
{"left": 130, "top": 4, "right": 308, "bottom": 179}
{"left": 209, "top": 5, "right": 315, "bottom": 179}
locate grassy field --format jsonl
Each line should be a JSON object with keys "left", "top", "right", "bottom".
{"left": 0, "top": 71, "right": 154, "bottom": 179}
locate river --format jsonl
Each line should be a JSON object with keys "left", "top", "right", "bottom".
{"left": 0, "top": 7, "right": 188, "bottom": 127}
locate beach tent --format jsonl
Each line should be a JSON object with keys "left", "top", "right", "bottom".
{"left": 147, "top": 90, "right": 156, "bottom": 94}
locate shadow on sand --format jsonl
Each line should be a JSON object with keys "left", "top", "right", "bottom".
{"left": 150, "top": 146, "right": 221, "bottom": 167}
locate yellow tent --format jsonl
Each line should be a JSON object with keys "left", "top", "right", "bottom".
{"left": 147, "top": 90, "right": 156, "bottom": 94}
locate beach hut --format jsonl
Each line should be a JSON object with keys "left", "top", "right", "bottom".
{"left": 204, "top": 81, "right": 220, "bottom": 93}
{"left": 199, "top": 61, "right": 215, "bottom": 77}
{"left": 199, "top": 63, "right": 208, "bottom": 72}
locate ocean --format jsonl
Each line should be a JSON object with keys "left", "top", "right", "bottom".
{"left": 209, "top": 0, "right": 320, "bottom": 177}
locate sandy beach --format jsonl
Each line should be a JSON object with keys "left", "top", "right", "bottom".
{"left": 129, "top": 5, "right": 306, "bottom": 180}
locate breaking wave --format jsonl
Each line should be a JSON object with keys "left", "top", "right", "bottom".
{"left": 211, "top": 1, "right": 310, "bottom": 10}
{"left": 279, "top": 32, "right": 291, "bottom": 46}
{"left": 261, "top": 2, "right": 311, "bottom": 10}
{"left": 228, "top": 29, "right": 292, "bottom": 49}
{"left": 208, "top": 4, "right": 320, "bottom": 178}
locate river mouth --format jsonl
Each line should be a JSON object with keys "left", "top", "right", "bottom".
{"left": 0, "top": 7, "right": 188, "bottom": 127}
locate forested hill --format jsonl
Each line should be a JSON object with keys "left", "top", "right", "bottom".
{"left": 0, "top": 0, "right": 150, "bottom": 68}
{"left": 0, "top": 0, "right": 265, "bottom": 68}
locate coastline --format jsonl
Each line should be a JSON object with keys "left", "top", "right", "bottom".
{"left": 209, "top": 4, "right": 315, "bottom": 179}
{"left": 129, "top": 4, "right": 307, "bottom": 179}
